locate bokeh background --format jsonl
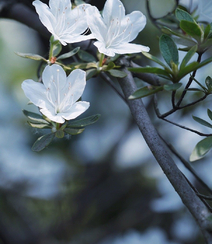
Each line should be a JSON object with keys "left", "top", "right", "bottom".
{"left": 0, "top": 0, "right": 212, "bottom": 243}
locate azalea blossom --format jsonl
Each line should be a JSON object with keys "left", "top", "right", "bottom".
{"left": 86, "top": 0, "right": 150, "bottom": 57}
{"left": 32, "top": 0, "right": 93, "bottom": 45}
{"left": 22, "top": 64, "right": 90, "bottom": 124}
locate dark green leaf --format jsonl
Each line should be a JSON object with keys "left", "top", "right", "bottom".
{"left": 159, "top": 35, "right": 179, "bottom": 67}
{"left": 55, "top": 130, "right": 64, "bottom": 138}
{"left": 177, "top": 61, "right": 199, "bottom": 80}
{"left": 74, "top": 0, "right": 85, "bottom": 5}
{"left": 107, "top": 69, "right": 127, "bottom": 78}
{"left": 57, "top": 47, "right": 80, "bottom": 60}
{"left": 190, "top": 136, "right": 212, "bottom": 161}
{"left": 86, "top": 69, "right": 98, "bottom": 80}
{"left": 32, "top": 133, "right": 55, "bottom": 152}
{"left": 175, "top": 8, "right": 195, "bottom": 22}
{"left": 142, "top": 52, "right": 168, "bottom": 68}
{"left": 128, "top": 67, "right": 171, "bottom": 77}
{"left": 180, "top": 20, "right": 202, "bottom": 39}
{"left": 15, "top": 52, "right": 47, "bottom": 61}
{"left": 64, "top": 128, "right": 85, "bottom": 135}
{"left": 78, "top": 50, "right": 96, "bottom": 62}
{"left": 67, "top": 114, "right": 101, "bottom": 128}
{"left": 180, "top": 45, "right": 197, "bottom": 70}
{"left": 23, "top": 110, "right": 50, "bottom": 124}
{"left": 102, "top": 62, "right": 115, "bottom": 71}
{"left": 164, "top": 83, "right": 182, "bottom": 91}
{"left": 207, "top": 109, "right": 212, "bottom": 121}
{"left": 129, "top": 86, "right": 163, "bottom": 99}
{"left": 192, "top": 115, "right": 212, "bottom": 128}
{"left": 205, "top": 76, "right": 212, "bottom": 91}
{"left": 204, "top": 24, "right": 211, "bottom": 39}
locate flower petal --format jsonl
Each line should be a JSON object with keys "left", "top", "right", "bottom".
{"left": 32, "top": 0, "right": 56, "bottom": 35}
{"left": 22, "top": 79, "right": 50, "bottom": 108}
{"left": 102, "top": 0, "right": 125, "bottom": 25}
{"left": 40, "top": 106, "right": 65, "bottom": 123}
{"left": 86, "top": 6, "right": 107, "bottom": 43}
{"left": 65, "top": 69, "right": 87, "bottom": 106}
{"left": 94, "top": 41, "right": 116, "bottom": 57}
{"left": 109, "top": 42, "right": 150, "bottom": 55}
{"left": 124, "top": 11, "right": 147, "bottom": 42}
{"left": 49, "top": 0, "right": 72, "bottom": 17}
{"left": 60, "top": 101, "right": 90, "bottom": 121}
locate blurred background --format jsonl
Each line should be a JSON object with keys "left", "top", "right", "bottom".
{"left": 0, "top": 0, "right": 212, "bottom": 243}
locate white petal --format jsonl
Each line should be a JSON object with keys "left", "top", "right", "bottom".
{"left": 22, "top": 79, "right": 51, "bottom": 108}
{"left": 65, "top": 69, "right": 87, "bottom": 106}
{"left": 61, "top": 101, "right": 90, "bottom": 121}
{"left": 40, "top": 107, "right": 65, "bottom": 123}
{"left": 94, "top": 41, "right": 116, "bottom": 57}
{"left": 33, "top": 0, "right": 56, "bottom": 35}
{"left": 49, "top": 0, "right": 72, "bottom": 17}
{"left": 86, "top": 6, "right": 107, "bottom": 43}
{"left": 42, "top": 64, "right": 66, "bottom": 91}
{"left": 109, "top": 42, "right": 150, "bottom": 55}
{"left": 125, "top": 11, "right": 147, "bottom": 42}
{"left": 59, "top": 33, "right": 94, "bottom": 44}
{"left": 103, "top": 0, "right": 125, "bottom": 25}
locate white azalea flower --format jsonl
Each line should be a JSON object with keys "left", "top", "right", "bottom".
{"left": 22, "top": 64, "right": 90, "bottom": 124}
{"left": 86, "top": 0, "right": 150, "bottom": 57}
{"left": 32, "top": 0, "right": 93, "bottom": 45}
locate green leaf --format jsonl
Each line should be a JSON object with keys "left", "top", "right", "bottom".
{"left": 204, "top": 24, "right": 211, "bottom": 39}
{"left": 142, "top": 52, "right": 168, "bottom": 68}
{"left": 78, "top": 50, "right": 96, "bottom": 62}
{"left": 57, "top": 47, "right": 80, "bottom": 60}
{"left": 15, "top": 52, "right": 47, "bottom": 61}
{"left": 175, "top": 8, "right": 195, "bottom": 22}
{"left": 102, "top": 61, "right": 115, "bottom": 71}
{"left": 74, "top": 0, "right": 85, "bottom": 5}
{"left": 107, "top": 69, "right": 127, "bottom": 78}
{"left": 71, "top": 62, "right": 97, "bottom": 69}
{"left": 177, "top": 61, "right": 199, "bottom": 80}
{"left": 64, "top": 128, "right": 85, "bottom": 135}
{"left": 180, "top": 45, "right": 197, "bottom": 70}
{"left": 23, "top": 110, "right": 50, "bottom": 124}
{"left": 27, "top": 122, "right": 51, "bottom": 129}
{"left": 194, "top": 56, "right": 212, "bottom": 70}
{"left": 190, "top": 136, "right": 212, "bottom": 161}
{"left": 129, "top": 86, "right": 163, "bottom": 99}
{"left": 32, "top": 133, "right": 55, "bottom": 152}
{"left": 55, "top": 130, "right": 64, "bottom": 138}
{"left": 207, "top": 109, "right": 212, "bottom": 121}
{"left": 180, "top": 20, "right": 202, "bottom": 39}
{"left": 192, "top": 115, "right": 212, "bottom": 128}
{"left": 52, "top": 42, "right": 62, "bottom": 57}
{"left": 164, "top": 83, "right": 182, "bottom": 91}
{"left": 86, "top": 69, "right": 98, "bottom": 80}
{"left": 205, "top": 76, "right": 212, "bottom": 91}
{"left": 159, "top": 35, "right": 179, "bottom": 67}
{"left": 128, "top": 66, "right": 171, "bottom": 77}
{"left": 67, "top": 114, "right": 101, "bottom": 128}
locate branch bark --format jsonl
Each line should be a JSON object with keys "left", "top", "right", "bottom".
{"left": 118, "top": 67, "right": 212, "bottom": 243}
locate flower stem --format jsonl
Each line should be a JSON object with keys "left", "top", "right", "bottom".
{"left": 56, "top": 123, "right": 60, "bottom": 130}
{"left": 98, "top": 53, "right": 105, "bottom": 68}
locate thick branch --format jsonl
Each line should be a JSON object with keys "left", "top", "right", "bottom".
{"left": 118, "top": 67, "right": 212, "bottom": 243}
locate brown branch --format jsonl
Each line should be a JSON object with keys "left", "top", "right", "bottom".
{"left": 117, "top": 65, "right": 212, "bottom": 243}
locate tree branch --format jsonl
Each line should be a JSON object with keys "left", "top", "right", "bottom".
{"left": 117, "top": 66, "right": 212, "bottom": 243}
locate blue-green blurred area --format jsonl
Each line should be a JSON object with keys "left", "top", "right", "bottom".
{"left": 0, "top": 0, "right": 210, "bottom": 243}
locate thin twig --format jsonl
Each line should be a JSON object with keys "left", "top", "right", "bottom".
{"left": 100, "top": 72, "right": 126, "bottom": 102}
